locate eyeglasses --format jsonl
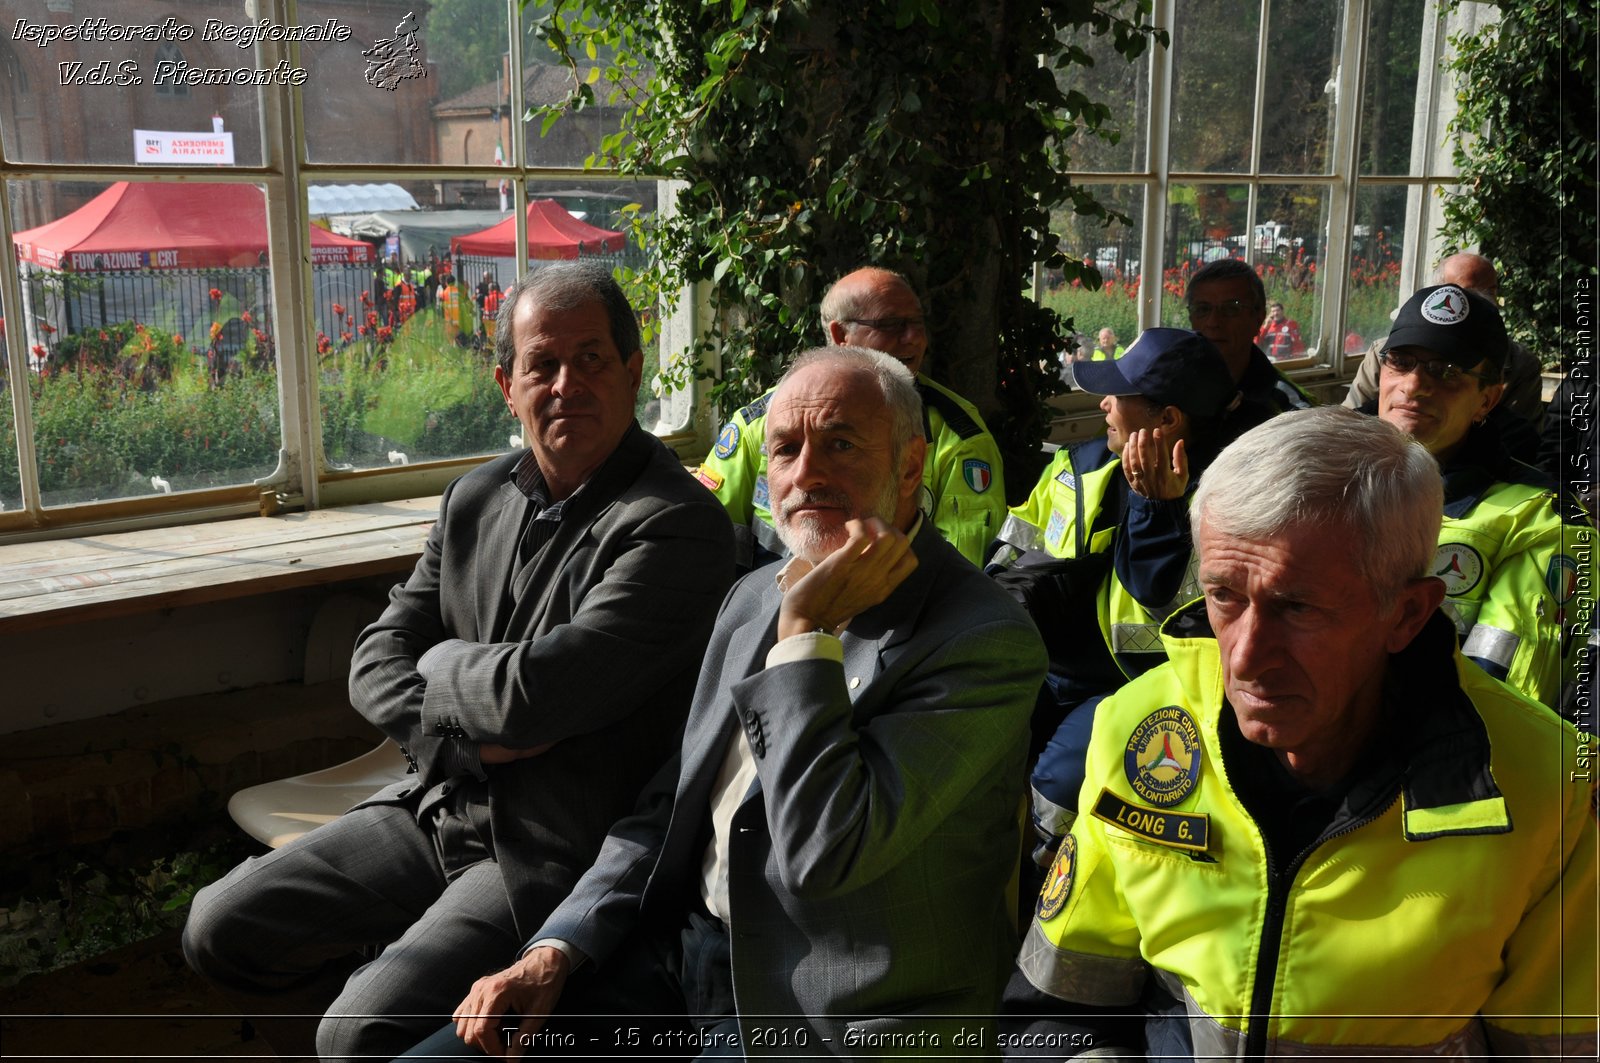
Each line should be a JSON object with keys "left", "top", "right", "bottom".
{"left": 1379, "top": 349, "right": 1494, "bottom": 386}
{"left": 1186, "top": 300, "right": 1257, "bottom": 322}
{"left": 843, "top": 316, "right": 926, "bottom": 335}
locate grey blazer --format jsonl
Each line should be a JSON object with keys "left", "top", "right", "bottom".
{"left": 348, "top": 423, "right": 735, "bottom": 938}
{"left": 537, "top": 524, "right": 1047, "bottom": 1054}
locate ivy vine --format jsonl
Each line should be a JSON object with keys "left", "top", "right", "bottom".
{"left": 525, "top": 0, "right": 1163, "bottom": 484}
{"left": 1441, "top": 0, "right": 1598, "bottom": 368}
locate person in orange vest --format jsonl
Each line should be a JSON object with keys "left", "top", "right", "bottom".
{"left": 438, "top": 275, "right": 465, "bottom": 344}
{"left": 482, "top": 282, "right": 503, "bottom": 345}
{"left": 393, "top": 272, "right": 418, "bottom": 325}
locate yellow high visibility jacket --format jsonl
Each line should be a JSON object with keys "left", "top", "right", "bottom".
{"left": 1017, "top": 605, "right": 1597, "bottom": 1058}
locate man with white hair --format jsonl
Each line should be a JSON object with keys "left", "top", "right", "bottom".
{"left": 697, "top": 266, "right": 1007, "bottom": 569}
{"left": 1006, "top": 407, "right": 1596, "bottom": 1058}
{"left": 406, "top": 345, "right": 1046, "bottom": 1058}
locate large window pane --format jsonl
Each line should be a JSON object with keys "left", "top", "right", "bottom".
{"left": 1168, "top": 0, "right": 1259, "bottom": 173}
{"left": 1259, "top": 0, "right": 1341, "bottom": 175}
{"left": 1043, "top": 185, "right": 1145, "bottom": 366}
{"left": 1345, "top": 183, "right": 1409, "bottom": 353}
{"left": 9, "top": 179, "right": 283, "bottom": 507}
{"left": 1161, "top": 181, "right": 1249, "bottom": 327}
{"left": 1358, "top": 0, "right": 1430, "bottom": 176}
{"left": 1059, "top": 25, "right": 1150, "bottom": 174}
{"left": 1, "top": 0, "right": 264, "bottom": 166}
{"left": 319, "top": 178, "right": 657, "bottom": 472}
{"left": 302, "top": 0, "right": 470, "bottom": 165}
{"left": 1255, "top": 185, "right": 1330, "bottom": 361}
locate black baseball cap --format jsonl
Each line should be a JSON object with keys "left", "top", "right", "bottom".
{"left": 1384, "top": 284, "right": 1507, "bottom": 372}
{"left": 1069, "top": 328, "right": 1236, "bottom": 418}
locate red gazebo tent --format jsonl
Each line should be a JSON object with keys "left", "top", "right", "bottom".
{"left": 13, "top": 181, "right": 372, "bottom": 270}
{"left": 448, "top": 199, "right": 627, "bottom": 260}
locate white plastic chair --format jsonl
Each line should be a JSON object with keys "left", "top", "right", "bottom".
{"left": 227, "top": 738, "right": 410, "bottom": 848}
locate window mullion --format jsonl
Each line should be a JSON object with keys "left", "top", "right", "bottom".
{"left": 1325, "top": 0, "right": 1372, "bottom": 372}
{"left": 1141, "top": 0, "right": 1176, "bottom": 332}
{"left": 0, "top": 179, "right": 42, "bottom": 520}
{"left": 257, "top": 0, "right": 319, "bottom": 510}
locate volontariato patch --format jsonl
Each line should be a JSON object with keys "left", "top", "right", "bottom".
{"left": 1433, "top": 543, "right": 1485, "bottom": 597}
{"left": 1036, "top": 835, "right": 1076, "bottom": 920}
{"left": 1421, "top": 284, "right": 1471, "bottom": 325}
{"left": 1054, "top": 467, "right": 1077, "bottom": 490}
{"left": 713, "top": 422, "right": 741, "bottom": 460}
{"left": 1123, "top": 706, "right": 1202, "bottom": 807}
{"left": 1092, "top": 789, "right": 1210, "bottom": 853}
{"left": 963, "top": 459, "right": 994, "bottom": 493}
{"left": 693, "top": 465, "right": 724, "bottom": 491}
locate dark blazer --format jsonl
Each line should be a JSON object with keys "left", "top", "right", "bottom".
{"left": 537, "top": 525, "right": 1048, "bottom": 1053}
{"left": 348, "top": 423, "right": 735, "bottom": 939}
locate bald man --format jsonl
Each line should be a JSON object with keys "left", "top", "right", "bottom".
{"left": 1343, "top": 253, "right": 1544, "bottom": 424}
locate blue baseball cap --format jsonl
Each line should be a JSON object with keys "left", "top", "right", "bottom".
{"left": 1069, "top": 328, "right": 1237, "bottom": 418}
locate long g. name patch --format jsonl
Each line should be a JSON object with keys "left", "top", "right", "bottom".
{"left": 1092, "top": 788, "right": 1210, "bottom": 852}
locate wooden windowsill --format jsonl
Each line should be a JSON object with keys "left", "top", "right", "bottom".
{"left": 0, "top": 498, "right": 438, "bottom": 636}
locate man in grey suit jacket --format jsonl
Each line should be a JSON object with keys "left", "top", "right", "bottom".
{"left": 183, "top": 262, "right": 735, "bottom": 1061}
{"left": 406, "top": 345, "right": 1047, "bottom": 1060}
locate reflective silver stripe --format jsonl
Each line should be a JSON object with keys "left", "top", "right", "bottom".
{"left": 1156, "top": 552, "right": 1203, "bottom": 621}
{"left": 999, "top": 513, "right": 1045, "bottom": 553}
{"left": 1171, "top": 979, "right": 1494, "bottom": 1057}
{"left": 1031, "top": 786, "right": 1076, "bottom": 837}
{"left": 1462, "top": 623, "right": 1520, "bottom": 670}
{"left": 988, "top": 542, "right": 1023, "bottom": 569}
{"left": 1016, "top": 919, "right": 1145, "bottom": 1006}
{"left": 1441, "top": 598, "right": 1481, "bottom": 634}
{"left": 751, "top": 515, "right": 788, "bottom": 558}
{"left": 1110, "top": 623, "right": 1165, "bottom": 655}
{"left": 1486, "top": 1023, "right": 1597, "bottom": 1057}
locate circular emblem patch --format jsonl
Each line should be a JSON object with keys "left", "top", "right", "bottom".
{"left": 1036, "top": 835, "right": 1076, "bottom": 920}
{"left": 1432, "top": 543, "right": 1485, "bottom": 597}
{"left": 1124, "top": 707, "right": 1203, "bottom": 807}
{"left": 713, "top": 421, "right": 741, "bottom": 460}
{"left": 1421, "top": 285, "right": 1471, "bottom": 325}
{"left": 1547, "top": 555, "right": 1580, "bottom": 605}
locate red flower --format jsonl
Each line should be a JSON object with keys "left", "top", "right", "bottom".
{"left": 39, "top": 322, "right": 55, "bottom": 334}
{"left": 241, "top": 311, "right": 253, "bottom": 323}
{"left": 359, "top": 291, "right": 371, "bottom": 305}
{"left": 173, "top": 334, "right": 183, "bottom": 345}
{"left": 341, "top": 331, "right": 352, "bottom": 343}
{"left": 209, "top": 288, "right": 222, "bottom": 301}
{"left": 331, "top": 302, "right": 346, "bottom": 317}
{"left": 376, "top": 326, "right": 393, "bottom": 342}
{"left": 209, "top": 322, "right": 223, "bottom": 341}
{"left": 366, "top": 311, "right": 379, "bottom": 327}
{"left": 31, "top": 344, "right": 46, "bottom": 358}
{"left": 253, "top": 328, "right": 267, "bottom": 344}
{"left": 358, "top": 325, "right": 368, "bottom": 336}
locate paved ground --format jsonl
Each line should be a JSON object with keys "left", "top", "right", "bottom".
{"left": 2, "top": 927, "right": 269, "bottom": 1061}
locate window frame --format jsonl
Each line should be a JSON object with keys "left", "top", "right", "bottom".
{"left": 1044, "top": 0, "right": 1467, "bottom": 419}
{"left": 0, "top": 1, "right": 698, "bottom": 542}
